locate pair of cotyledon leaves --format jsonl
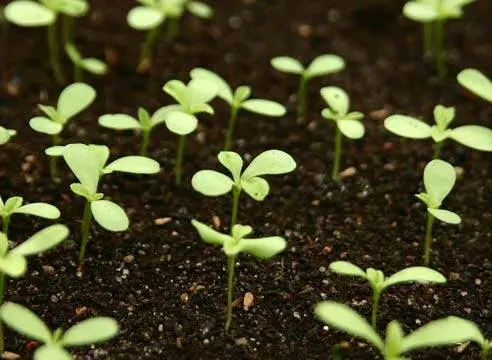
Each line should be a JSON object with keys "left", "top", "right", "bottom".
{"left": 46, "top": 144, "right": 160, "bottom": 232}
{"left": 127, "top": 0, "right": 212, "bottom": 31}
{"left": 384, "top": 104, "right": 492, "bottom": 151}
{"left": 0, "top": 196, "right": 60, "bottom": 227}
{"left": 4, "top": 0, "right": 88, "bottom": 27}
{"left": 29, "top": 83, "right": 96, "bottom": 136}
{"left": 98, "top": 107, "right": 168, "bottom": 134}
{"left": 0, "top": 126, "right": 16, "bottom": 145}
{"left": 0, "top": 225, "right": 68, "bottom": 278}
{"left": 270, "top": 54, "right": 346, "bottom": 80}
{"left": 0, "top": 302, "right": 118, "bottom": 360}
{"left": 65, "top": 43, "right": 108, "bottom": 76}
{"left": 458, "top": 68, "right": 492, "bottom": 103}
{"left": 192, "top": 150, "right": 296, "bottom": 201}
{"left": 403, "top": 0, "right": 475, "bottom": 22}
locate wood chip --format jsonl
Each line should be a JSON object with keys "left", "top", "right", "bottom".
{"left": 154, "top": 217, "right": 172, "bottom": 225}
{"left": 243, "top": 292, "right": 254, "bottom": 311}
{"left": 339, "top": 166, "right": 357, "bottom": 179}
{"left": 212, "top": 215, "right": 221, "bottom": 229}
{"left": 75, "top": 306, "right": 87, "bottom": 316}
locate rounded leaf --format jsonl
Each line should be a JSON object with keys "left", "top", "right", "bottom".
{"left": 428, "top": 208, "right": 461, "bottom": 224}
{"left": 58, "top": 0, "right": 88, "bottom": 17}
{"left": 61, "top": 317, "right": 118, "bottom": 346}
{"left": 151, "top": 104, "right": 182, "bottom": 127}
{"left": 403, "top": 2, "right": 439, "bottom": 22}
{"left": 242, "top": 150, "right": 296, "bottom": 180}
{"left": 14, "top": 203, "right": 60, "bottom": 219}
{"left": 105, "top": 156, "right": 160, "bottom": 174}
{"left": 190, "top": 68, "right": 233, "bottom": 103}
{"left": 4, "top": 1, "right": 56, "bottom": 26}
{"left": 98, "top": 114, "right": 140, "bottom": 130}
{"left": 241, "top": 176, "right": 269, "bottom": 201}
{"left": 329, "top": 261, "right": 366, "bottom": 278}
{"left": 449, "top": 125, "right": 492, "bottom": 151}
{"left": 186, "top": 1, "right": 213, "bottom": 19}
{"left": 384, "top": 115, "right": 432, "bottom": 139}
{"left": 0, "top": 302, "right": 52, "bottom": 343}
{"left": 457, "top": 69, "right": 492, "bottom": 103}
{"left": 81, "top": 58, "right": 108, "bottom": 75}
{"left": 0, "top": 254, "right": 27, "bottom": 278}
{"left": 191, "top": 170, "right": 233, "bottom": 196}
{"left": 0, "top": 127, "right": 15, "bottom": 145}
{"left": 383, "top": 267, "right": 446, "bottom": 289}
{"left": 63, "top": 144, "right": 102, "bottom": 193}
{"left": 188, "top": 78, "right": 219, "bottom": 106}
{"left": 191, "top": 219, "right": 229, "bottom": 246}
{"left": 127, "top": 6, "right": 164, "bottom": 30}
{"left": 65, "top": 42, "right": 81, "bottom": 63}
{"left": 45, "top": 145, "right": 66, "bottom": 157}
{"left": 91, "top": 200, "right": 129, "bottom": 232}
{"left": 320, "top": 87, "right": 349, "bottom": 116}
{"left": 305, "top": 54, "right": 345, "bottom": 78}
{"left": 338, "top": 119, "right": 365, "bottom": 139}
{"left": 241, "top": 99, "right": 286, "bottom": 117}
{"left": 165, "top": 112, "right": 198, "bottom": 135}
{"left": 12, "top": 224, "right": 69, "bottom": 256}
{"left": 58, "top": 83, "right": 96, "bottom": 121}
{"left": 218, "top": 151, "right": 243, "bottom": 182}
{"left": 270, "top": 56, "right": 304, "bottom": 75}
{"left": 163, "top": 80, "right": 188, "bottom": 106}
{"left": 423, "top": 159, "right": 456, "bottom": 203}
{"left": 29, "top": 117, "right": 63, "bottom": 135}
{"left": 34, "top": 345, "right": 72, "bottom": 360}
{"left": 239, "top": 236, "right": 286, "bottom": 259}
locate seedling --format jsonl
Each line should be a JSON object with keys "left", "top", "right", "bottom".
{"left": 45, "top": 143, "right": 160, "bottom": 267}
{"left": 0, "top": 196, "right": 60, "bottom": 235}
{"left": 270, "top": 54, "right": 345, "bottom": 118}
{"left": 403, "top": 0, "right": 475, "bottom": 77}
{"left": 65, "top": 42, "right": 108, "bottom": 82}
{"left": 162, "top": 78, "right": 218, "bottom": 185}
{"left": 416, "top": 159, "right": 461, "bottom": 265}
{"left": 440, "top": 317, "right": 490, "bottom": 359}
{"left": 315, "top": 301, "right": 481, "bottom": 359}
{"left": 4, "top": 0, "right": 89, "bottom": 82}
{"left": 457, "top": 68, "right": 492, "bottom": 103}
{"left": 192, "top": 150, "right": 296, "bottom": 228}
{"left": 384, "top": 104, "right": 492, "bottom": 159}
{"left": 0, "top": 225, "right": 69, "bottom": 353}
{"left": 0, "top": 301, "right": 118, "bottom": 359}
{"left": 191, "top": 220, "right": 286, "bottom": 331}
{"left": 320, "top": 86, "right": 364, "bottom": 181}
{"left": 29, "top": 82, "right": 96, "bottom": 182}
{"left": 0, "top": 126, "right": 16, "bottom": 145}
{"left": 190, "top": 68, "right": 286, "bottom": 150}
{"left": 98, "top": 106, "right": 170, "bottom": 156}
{"left": 329, "top": 261, "right": 446, "bottom": 328}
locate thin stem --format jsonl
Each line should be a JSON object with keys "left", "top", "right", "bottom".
{"left": 435, "top": 19, "right": 446, "bottom": 77}
{"left": 297, "top": 76, "right": 308, "bottom": 119}
{"left": 140, "top": 130, "right": 151, "bottom": 156}
{"left": 47, "top": 22, "right": 64, "bottom": 83}
{"left": 423, "top": 22, "right": 433, "bottom": 55}
{"left": 231, "top": 186, "right": 240, "bottom": 229}
{"left": 224, "top": 255, "right": 236, "bottom": 332}
{"left": 481, "top": 345, "right": 489, "bottom": 360}
{"left": 137, "top": 23, "right": 163, "bottom": 72}
{"left": 78, "top": 200, "right": 93, "bottom": 267}
{"left": 371, "top": 289, "right": 381, "bottom": 329}
{"left": 432, "top": 141, "right": 444, "bottom": 160}
{"left": 165, "top": 17, "right": 180, "bottom": 43}
{"left": 0, "top": 273, "right": 4, "bottom": 354}
{"left": 62, "top": 15, "right": 73, "bottom": 45}
{"left": 2, "top": 216, "right": 9, "bottom": 236}
{"left": 423, "top": 212, "right": 435, "bottom": 266}
{"left": 74, "top": 64, "right": 83, "bottom": 82}
{"left": 50, "top": 134, "right": 60, "bottom": 183}
{"left": 332, "top": 125, "right": 342, "bottom": 181}
{"left": 174, "top": 135, "right": 187, "bottom": 186}
{"left": 223, "top": 106, "right": 239, "bottom": 151}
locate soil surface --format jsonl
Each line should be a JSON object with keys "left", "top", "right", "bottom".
{"left": 0, "top": 0, "right": 491, "bottom": 359}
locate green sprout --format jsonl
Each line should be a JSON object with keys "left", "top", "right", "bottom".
{"left": 384, "top": 104, "right": 492, "bottom": 159}
{"left": 45, "top": 144, "right": 160, "bottom": 268}
{"left": 0, "top": 196, "right": 60, "bottom": 236}
{"left": 191, "top": 220, "right": 286, "bottom": 332}
{"left": 415, "top": 159, "right": 461, "bottom": 265}
{"left": 329, "top": 261, "right": 446, "bottom": 328}
{"left": 315, "top": 301, "right": 480, "bottom": 360}
{"left": 190, "top": 68, "right": 286, "bottom": 150}
{"left": 65, "top": 42, "right": 108, "bottom": 82}
{"left": 98, "top": 106, "right": 170, "bottom": 156}
{"left": 192, "top": 150, "right": 296, "bottom": 228}
{"left": 0, "top": 225, "right": 69, "bottom": 354}
{"left": 0, "top": 126, "right": 16, "bottom": 145}
{"left": 457, "top": 68, "right": 492, "bottom": 103}
{"left": 162, "top": 78, "right": 218, "bottom": 185}
{"left": 403, "top": 0, "right": 475, "bottom": 77}
{"left": 320, "top": 86, "right": 365, "bottom": 181}
{"left": 270, "top": 54, "right": 345, "bottom": 118}
{"left": 4, "top": 0, "right": 89, "bottom": 82}
{"left": 0, "top": 302, "right": 118, "bottom": 360}
{"left": 29, "top": 82, "right": 96, "bottom": 182}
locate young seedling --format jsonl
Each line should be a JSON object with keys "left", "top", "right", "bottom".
{"left": 45, "top": 143, "right": 160, "bottom": 268}
{"left": 190, "top": 67, "right": 286, "bottom": 150}
{"left": 384, "top": 104, "right": 492, "bottom": 159}
{"left": 270, "top": 54, "right": 345, "bottom": 118}
{"left": 0, "top": 225, "right": 69, "bottom": 353}
{"left": 314, "top": 301, "right": 481, "bottom": 359}
{"left": 98, "top": 106, "right": 170, "bottom": 156}
{"left": 162, "top": 78, "right": 218, "bottom": 185}
{"left": 0, "top": 302, "right": 118, "bottom": 359}
{"left": 403, "top": 0, "right": 475, "bottom": 77}
{"left": 192, "top": 150, "right": 296, "bottom": 228}
{"left": 29, "top": 82, "right": 96, "bottom": 182}
{"left": 457, "top": 68, "right": 492, "bottom": 103}
{"left": 440, "top": 317, "right": 490, "bottom": 359}
{"left": 320, "top": 86, "right": 364, "bottom": 181}
{"left": 0, "top": 196, "right": 60, "bottom": 236}
{"left": 416, "top": 159, "right": 461, "bottom": 265}
{"left": 0, "top": 126, "right": 16, "bottom": 145}
{"left": 4, "top": 0, "right": 89, "bottom": 82}
{"left": 191, "top": 220, "right": 286, "bottom": 332}
{"left": 329, "top": 261, "right": 446, "bottom": 328}
{"left": 65, "top": 42, "right": 108, "bottom": 82}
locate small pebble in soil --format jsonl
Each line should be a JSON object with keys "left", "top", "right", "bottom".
{"left": 123, "top": 254, "right": 134, "bottom": 263}
{"left": 339, "top": 166, "right": 357, "bottom": 179}
{"left": 229, "top": 16, "right": 242, "bottom": 29}
{"left": 154, "top": 217, "right": 172, "bottom": 225}
{"left": 42, "top": 265, "right": 55, "bottom": 275}
{"left": 235, "top": 337, "right": 248, "bottom": 346}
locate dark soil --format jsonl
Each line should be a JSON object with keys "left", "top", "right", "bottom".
{"left": 0, "top": 0, "right": 491, "bottom": 359}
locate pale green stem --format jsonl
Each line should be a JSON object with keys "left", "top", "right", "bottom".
{"left": 423, "top": 22, "right": 433, "bottom": 55}
{"left": 62, "top": 15, "right": 73, "bottom": 45}
{"left": 423, "top": 212, "right": 435, "bottom": 266}
{"left": 371, "top": 289, "right": 381, "bottom": 329}
{"left": 140, "top": 130, "right": 151, "bottom": 156}
{"left": 432, "top": 141, "right": 444, "bottom": 160}
{"left": 225, "top": 255, "right": 236, "bottom": 332}
{"left": 78, "top": 200, "right": 93, "bottom": 267}
{"left": 0, "top": 273, "right": 4, "bottom": 354}
{"left": 2, "top": 216, "right": 9, "bottom": 236}
{"left": 223, "top": 106, "right": 239, "bottom": 151}
{"left": 174, "top": 135, "right": 187, "bottom": 186}
{"left": 74, "top": 64, "right": 83, "bottom": 82}
{"left": 231, "top": 186, "right": 240, "bottom": 229}
{"left": 47, "top": 22, "right": 64, "bottom": 83}
{"left": 165, "top": 17, "right": 180, "bottom": 42}
{"left": 481, "top": 345, "right": 490, "bottom": 360}
{"left": 332, "top": 125, "right": 342, "bottom": 181}
{"left": 138, "top": 23, "right": 163, "bottom": 71}
{"left": 435, "top": 19, "right": 446, "bottom": 77}
{"left": 50, "top": 134, "right": 60, "bottom": 183}
{"left": 297, "top": 76, "right": 308, "bottom": 119}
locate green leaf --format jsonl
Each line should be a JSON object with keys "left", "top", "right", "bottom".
{"left": 0, "top": 254, "right": 27, "bottom": 278}
{"left": 29, "top": 117, "right": 63, "bottom": 135}
{"left": 190, "top": 68, "right": 233, "bottom": 103}
{"left": 385, "top": 320, "right": 405, "bottom": 358}
{"left": 384, "top": 115, "right": 432, "bottom": 139}
{"left": 105, "top": 156, "right": 160, "bottom": 174}
{"left": 127, "top": 6, "right": 164, "bottom": 30}
{"left": 70, "top": 183, "right": 94, "bottom": 200}
{"left": 138, "top": 108, "right": 151, "bottom": 129}
{"left": 191, "top": 219, "right": 229, "bottom": 246}
{"left": 270, "top": 56, "right": 305, "bottom": 75}
{"left": 443, "top": 317, "right": 486, "bottom": 344}
{"left": 423, "top": 159, "right": 456, "bottom": 203}
{"left": 45, "top": 146, "right": 66, "bottom": 157}
{"left": 231, "top": 224, "right": 253, "bottom": 240}
{"left": 239, "top": 236, "right": 286, "bottom": 259}
{"left": 321, "top": 87, "right": 350, "bottom": 116}
{"left": 242, "top": 150, "right": 296, "bottom": 180}
{"left": 218, "top": 151, "right": 243, "bottom": 183}
{"left": 457, "top": 69, "right": 492, "bottom": 103}
{"left": 433, "top": 105, "right": 455, "bottom": 130}
{"left": 14, "top": 203, "right": 60, "bottom": 219}
{"left": 305, "top": 54, "right": 345, "bottom": 78}
{"left": 382, "top": 267, "right": 446, "bottom": 290}
{"left": 0, "top": 127, "right": 15, "bottom": 145}
{"left": 4, "top": 196, "right": 23, "bottom": 213}
{"left": 314, "top": 301, "right": 384, "bottom": 350}
{"left": 163, "top": 80, "right": 189, "bottom": 107}
{"left": 63, "top": 144, "right": 101, "bottom": 193}
{"left": 233, "top": 86, "right": 251, "bottom": 105}
{"left": 38, "top": 104, "right": 59, "bottom": 121}
{"left": 428, "top": 208, "right": 461, "bottom": 224}
{"left": 191, "top": 170, "right": 233, "bottom": 196}
{"left": 403, "top": 2, "right": 439, "bottom": 22}
{"left": 91, "top": 200, "right": 129, "bottom": 232}
{"left": 0, "top": 302, "right": 52, "bottom": 343}
{"left": 61, "top": 317, "right": 118, "bottom": 346}
{"left": 449, "top": 125, "right": 492, "bottom": 151}
{"left": 338, "top": 119, "right": 365, "bottom": 139}
{"left": 57, "top": 0, "right": 88, "bottom": 17}
{"left": 241, "top": 99, "right": 286, "bottom": 117}
{"left": 65, "top": 42, "right": 81, "bottom": 63}
{"left": 4, "top": 1, "right": 56, "bottom": 27}
{"left": 12, "top": 224, "right": 69, "bottom": 256}
{"left": 165, "top": 111, "right": 198, "bottom": 135}
{"left": 57, "top": 83, "right": 96, "bottom": 122}
{"left": 189, "top": 103, "right": 214, "bottom": 115}
{"left": 188, "top": 78, "right": 218, "bottom": 106}
{"left": 81, "top": 58, "right": 108, "bottom": 75}
{"left": 329, "top": 261, "right": 367, "bottom": 278}
{"left": 34, "top": 345, "right": 71, "bottom": 360}
{"left": 98, "top": 114, "right": 141, "bottom": 130}
{"left": 186, "top": 1, "right": 213, "bottom": 19}
{"left": 241, "top": 176, "right": 269, "bottom": 201}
